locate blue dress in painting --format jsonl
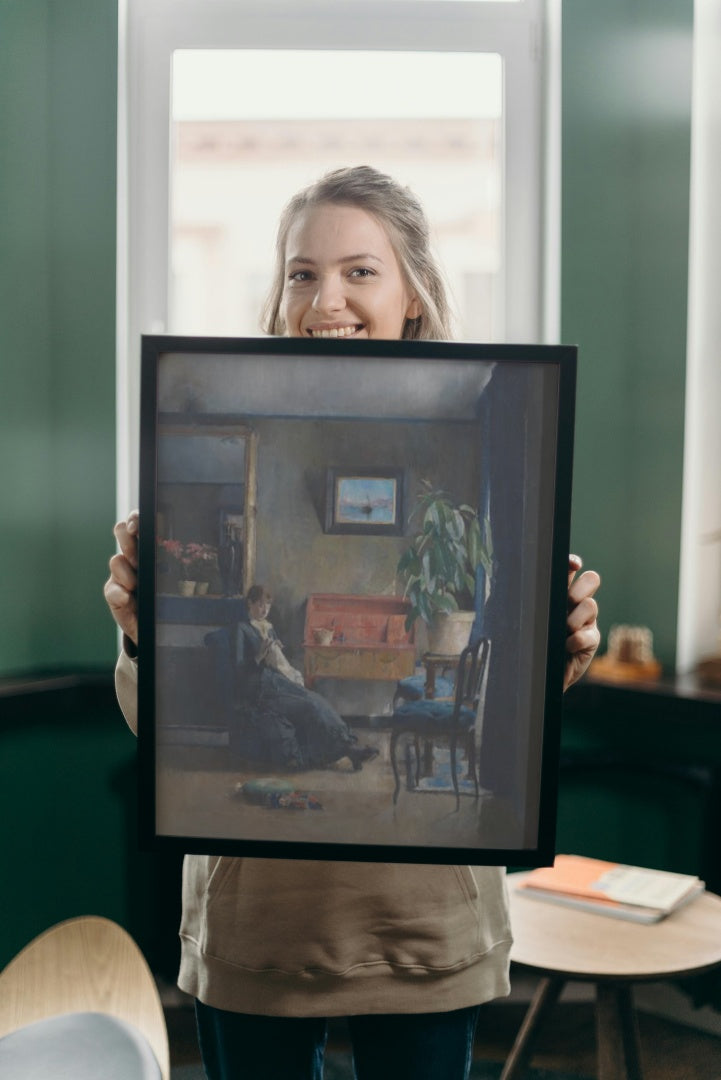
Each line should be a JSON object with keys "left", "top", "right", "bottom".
{"left": 232, "top": 619, "right": 358, "bottom": 771}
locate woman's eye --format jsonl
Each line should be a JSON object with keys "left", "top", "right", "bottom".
{"left": 288, "top": 270, "right": 313, "bottom": 283}
{"left": 349, "top": 267, "right": 375, "bottom": 279}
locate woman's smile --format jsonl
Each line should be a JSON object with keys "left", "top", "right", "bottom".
{"left": 306, "top": 323, "right": 364, "bottom": 339}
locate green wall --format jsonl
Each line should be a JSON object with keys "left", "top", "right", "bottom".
{"left": 562, "top": 0, "right": 693, "bottom": 669}
{"left": 0, "top": 0, "right": 118, "bottom": 675}
{"left": 0, "top": 0, "right": 137, "bottom": 972}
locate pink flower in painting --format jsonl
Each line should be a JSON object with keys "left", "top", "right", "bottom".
{"left": 157, "top": 538, "right": 186, "bottom": 567}
{"left": 184, "top": 542, "right": 217, "bottom": 570}
{"left": 157, "top": 539, "right": 217, "bottom": 578}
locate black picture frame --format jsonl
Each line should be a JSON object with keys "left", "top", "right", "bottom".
{"left": 325, "top": 466, "right": 404, "bottom": 535}
{"left": 138, "top": 335, "right": 577, "bottom": 867}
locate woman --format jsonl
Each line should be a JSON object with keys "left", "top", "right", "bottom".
{"left": 106, "top": 166, "right": 601, "bottom": 1080}
{"left": 236, "top": 584, "right": 378, "bottom": 772}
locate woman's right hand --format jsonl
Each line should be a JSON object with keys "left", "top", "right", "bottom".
{"left": 104, "top": 510, "right": 139, "bottom": 646}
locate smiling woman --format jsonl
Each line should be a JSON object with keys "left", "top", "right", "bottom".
{"left": 107, "top": 162, "right": 599, "bottom": 1080}
{"left": 282, "top": 205, "right": 420, "bottom": 340}
{"left": 263, "top": 166, "right": 451, "bottom": 341}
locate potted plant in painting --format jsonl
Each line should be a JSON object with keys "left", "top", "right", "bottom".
{"left": 396, "top": 480, "right": 494, "bottom": 655}
{"left": 157, "top": 538, "right": 188, "bottom": 593}
{"left": 157, "top": 539, "right": 217, "bottom": 595}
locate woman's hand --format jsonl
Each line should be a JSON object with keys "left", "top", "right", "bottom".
{"left": 564, "top": 554, "right": 601, "bottom": 691}
{"left": 104, "top": 510, "right": 139, "bottom": 646}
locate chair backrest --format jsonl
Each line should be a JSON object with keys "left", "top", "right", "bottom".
{"left": 453, "top": 637, "right": 491, "bottom": 718}
{"left": 0, "top": 916, "right": 169, "bottom": 1080}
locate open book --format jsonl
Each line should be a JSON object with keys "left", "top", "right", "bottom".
{"left": 516, "top": 854, "right": 705, "bottom": 923}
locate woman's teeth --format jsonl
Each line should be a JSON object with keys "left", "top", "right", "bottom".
{"left": 310, "top": 325, "right": 360, "bottom": 338}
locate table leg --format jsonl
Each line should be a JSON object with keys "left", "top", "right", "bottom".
{"left": 499, "top": 976, "right": 565, "bottom": 1080}
{"left": 596, "top": 983, "right": 643, "bottom": 1080}
{"left": 422, "top": 738, "right": 434, "bottom": 778}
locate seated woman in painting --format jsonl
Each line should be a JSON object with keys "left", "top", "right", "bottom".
{"left": 233, "top": 584, "right": 379, "bottom": 773}
{"left": 246, "top": 585, "right": 306, "bottom": 688}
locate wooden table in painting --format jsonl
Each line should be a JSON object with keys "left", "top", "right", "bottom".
{"left": 502, "top": 872, "right": 721, "bottom": 1080}
{"left": 303, "top": 594, "right": 415, "bottom": 689}
{"left": 421, "top": 651, "right": 463, "bottom": 699}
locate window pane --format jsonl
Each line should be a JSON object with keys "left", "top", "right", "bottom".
{"left": 170, "top": 50, "right": 503, "bottom": 341}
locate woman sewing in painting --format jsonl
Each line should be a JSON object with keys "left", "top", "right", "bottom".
{"left": 234, "top": 584, "right": 379, "bottom": 772}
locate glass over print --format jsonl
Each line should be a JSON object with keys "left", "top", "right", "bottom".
{"left": 138, "top": 336, "right": 576, "bottom": 865}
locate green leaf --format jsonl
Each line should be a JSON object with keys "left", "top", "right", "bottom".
{"left": 437, "top": 543, "right": 458, "bottom": 585}
{"left": 434, "top": 592, "right": 458, "bottom": 614}
{"left": 425, "top": 501, "right": 443, "bottom": 532}
{"left": 447, "top": 509, "right": 464, "bottom": 542}
{"left": 397, "top": 547, "right": 416, "bottom": 575}
{"left": 421, "top": 550, "right": 434, "bottom": 592}
{"left": 417, "top": 590, "right": 433, "bottom": 625}
{"left": 428, "top": 544, "right": 445, "bottom": 581}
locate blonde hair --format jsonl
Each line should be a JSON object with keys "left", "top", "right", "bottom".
{"left": 261, "top": 165, "right": 454, "bottom": 341}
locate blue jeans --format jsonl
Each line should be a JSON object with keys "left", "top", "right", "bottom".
{"left": 195, "top": 1000, "right": 481, "bottom": 1080}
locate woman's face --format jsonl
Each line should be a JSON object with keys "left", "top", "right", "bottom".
{"left": 249, "top": 596, "right": 271, "bottom": 620}
{"left": 280, "top": 203, "right": 421, "bottom": 341}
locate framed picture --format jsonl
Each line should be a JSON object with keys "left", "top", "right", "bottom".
{"left": 138, "top": 335, "right": 577, "bottom": 866}
{"left": 325, "top": 467, "right": 404, "bottom": 535}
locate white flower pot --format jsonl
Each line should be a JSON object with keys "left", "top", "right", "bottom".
{"left": 427, "top": 611, "right": 475, "bottom": 656}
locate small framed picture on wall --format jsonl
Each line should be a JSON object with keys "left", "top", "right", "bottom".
{"left": 325, "top": 467, "right": 404, "bottom": 536}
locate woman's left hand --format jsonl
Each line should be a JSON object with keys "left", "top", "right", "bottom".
{"left": 564, "top": 554, "right": 601, "bottom": 691}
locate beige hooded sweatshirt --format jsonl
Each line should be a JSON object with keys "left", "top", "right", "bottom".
{"left": 116, "top": 650, "right": 512, "bottom": 1016}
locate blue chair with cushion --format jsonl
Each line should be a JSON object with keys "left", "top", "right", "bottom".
{"left": 389, "top": 638, "right": 490, "bottom": 812}
{"left": 393, "top": 669, "right": 456, "bottom": 706}
{"left": 0, "top": 916, "right": 169, "bottom": 1079}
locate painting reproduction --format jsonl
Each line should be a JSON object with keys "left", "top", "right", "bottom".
{"left": 138, "top": 337, "right": 576, "bottom": 865}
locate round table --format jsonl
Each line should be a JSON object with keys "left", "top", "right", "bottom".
{"left": 503, "top": 872, "right": 721, "bottom": 1080}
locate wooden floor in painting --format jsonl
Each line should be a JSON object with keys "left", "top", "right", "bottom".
{"left": 155, "top": 728, "right": 524, "bottom": 853}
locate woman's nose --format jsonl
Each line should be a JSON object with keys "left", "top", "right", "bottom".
{"left": 312, "top": 274, "right": 345, "bottom": 314}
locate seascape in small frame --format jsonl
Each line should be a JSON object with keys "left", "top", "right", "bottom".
{"left": 138, "top": 336, "right": 576, "bottom": 866}
{"left": 325, "top": 467, "right": 404, "bottom": 535}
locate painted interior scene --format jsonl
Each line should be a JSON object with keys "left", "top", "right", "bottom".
{"left": 150, "top": 346, "right": 563, "bottom": 856}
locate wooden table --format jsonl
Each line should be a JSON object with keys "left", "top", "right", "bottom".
{"left": 421, "top": 651, "right": 461, "bottom": 699}
{"left": 503, "top": 872, "right": 721, "bottom": 1080}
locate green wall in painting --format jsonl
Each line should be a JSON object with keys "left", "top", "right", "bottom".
{"left": 562, "top": 0, "right": 693, "bottom": 669}
{"left": 0, "top": 0, "right": 118, "bottom": 675}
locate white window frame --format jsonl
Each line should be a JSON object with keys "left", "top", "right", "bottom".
{"left": 117, "top": 0, "right": 558, "bottom": 511}
{"left": 676, "top": 0, "right": 721, "bottom": 673}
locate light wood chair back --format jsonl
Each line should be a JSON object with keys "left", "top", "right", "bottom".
{"left": 0, "top": 915, "right": 169, "bottom": 1080}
